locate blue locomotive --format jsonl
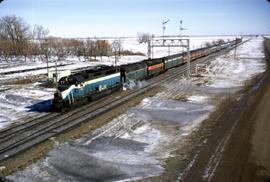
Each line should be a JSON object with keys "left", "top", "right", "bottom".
{"left": 53, "top": 65, "right": 121, "bottom": 111}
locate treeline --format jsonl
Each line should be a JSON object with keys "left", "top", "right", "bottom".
{"left": 0, "top": 15, "right": 143, "bottom": 62}
{"left": 204, "top": 39, "right": 226, "bottom": 47}
{"left": 43, "top": 38, "right": 116, "bottom": 61}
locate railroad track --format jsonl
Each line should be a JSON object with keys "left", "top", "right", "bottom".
{"left": 0, "top": 42, "right": 245, "bottom": 164}
{"left": 0, "top": 63, "right": 74, "bottom": 76}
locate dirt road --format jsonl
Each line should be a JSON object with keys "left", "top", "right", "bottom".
{"left": 181, "top": 38, "right": 270, "bottom": 182}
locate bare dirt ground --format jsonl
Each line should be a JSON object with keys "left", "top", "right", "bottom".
{"left": 178, "top": 39, "right": 270, "bottom": 182}
{"left": 210, "top": 39, "right": 270, "bottom": 182}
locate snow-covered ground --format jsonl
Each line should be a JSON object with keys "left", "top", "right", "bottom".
{"left": 0, "top": 83, "right": 55, "bottom": 128}
{"left": 0, "top": 36, "right": 240, "bottom": 129}
{"left": 7, "top": 37, "right": 267, "bottom": 181}
{"left": 112, "top": 35, "right": 239, "bottom": 58}
{"left": 0, "top": 35, "right": 238, "bottom": 75}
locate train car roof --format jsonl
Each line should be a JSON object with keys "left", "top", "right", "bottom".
{"left": 164, "top": 52, "right": 184, "bottom": 60}
{"left": 142, "top": 58, "right": 164, "bottom": 65}
{"left": 121, "top": 62, "right": 147, "bottom": 72}
{"left": 59, "top": 65, "right": 119, "bottom": 85}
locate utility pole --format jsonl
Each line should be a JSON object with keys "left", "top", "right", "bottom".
{"left": 55, "top": 59, "right": 58, "bottom": 86}
{"left": 114, "top": 49, "right": 117, "bottom": 66}
{"left": 234, "top": 38, "right": 237, "bottom": 59}
{"left": 147, "top": 39, "right": 151, "bottom": 59}
{"left": 45, "top": 39, "right": 49, "bottom": 79}
{"left": 187, "top": 39, "right": 191, "bottom": 77}
{"left": 162, "top": 19, "right": 170, "bottom": 45}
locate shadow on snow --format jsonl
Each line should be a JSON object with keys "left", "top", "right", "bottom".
{"left": 26, "top": 99, "right": 54, "bottom": 113}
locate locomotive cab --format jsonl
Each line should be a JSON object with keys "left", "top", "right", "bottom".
{"left": 53, "top": 76, "right": 77, "bottom": 110}
{"left": 52, "top": 65, "right": 122, "bottom": 111}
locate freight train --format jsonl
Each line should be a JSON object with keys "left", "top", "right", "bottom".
{"left": 52, "top": 38, "right": 242, "bottom": 111}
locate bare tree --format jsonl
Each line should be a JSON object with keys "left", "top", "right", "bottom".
{"left": 0, "top": 15, "right": 30, "bottom": 43}
{"left": 75, "top": 39, "right": 84, "bottom": 60}
{"left": 32, "top": 24, "right": 49, "bottom": 40}
{"left": 0, "top": 15, "right": 30, "bottom": 59}
{"left": 84, "top": 38, "right": 96, "bottom": 61}
{"left": 96, "top": 40, "right": 111, "bottom": 61}
{"left": 137, "top": 32, "right": 151, "bottom": 44}
{"left": 0, "top": 15, "right": 53, "bottom": 62}
{"left": 0, "top": 37, "right": 14, "bottom": 61}
{"left": 32, "top": 24, "right": 49, "bottom": 61}
{"left": 66, "top": 39, "right": 83, "bottom": 57}
{"left": 204, "top": 41, "right": 212, "bottom": 47}
{"left": 51, "top": 37, "right": 65, "bottom": 61}
{"left": 216, "top": 39, "right": 225, "bottom": 45}
{"left": 111, "top": 39, "right": 122, "bottom": 66}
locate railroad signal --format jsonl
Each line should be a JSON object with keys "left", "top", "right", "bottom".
{"left": 162, "top": 19, "right": 170, "bottom": 44}
{"left": 179, "top": 20, "right": 188, "bottom": 37}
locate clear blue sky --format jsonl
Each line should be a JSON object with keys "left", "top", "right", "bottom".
{"left": 0, "top": 0, "right": 269, "bottom": 37}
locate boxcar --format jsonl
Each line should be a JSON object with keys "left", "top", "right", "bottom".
{"left": 143, "top": 58, "right": 164, "bottom": 77}
{"left": 120, "top": 62, "right": 147, "bottom": 82}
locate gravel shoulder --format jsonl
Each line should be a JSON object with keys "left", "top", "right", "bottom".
{"left": 210, "top": 38, "right": 270, "bottom": 182}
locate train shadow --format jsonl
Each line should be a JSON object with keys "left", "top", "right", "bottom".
{"left": 26, "top": 99, "right": 54, "bottom": 113}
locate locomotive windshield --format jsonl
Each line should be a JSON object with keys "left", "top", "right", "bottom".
{"left": 57, "top": 84, "right": 70, "bottom": 92}
{"left": 57, "top": 76, "right": 77, "bottom": 91}
{"left": 59, "top": 76, "right": 79, "bottom": 85}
